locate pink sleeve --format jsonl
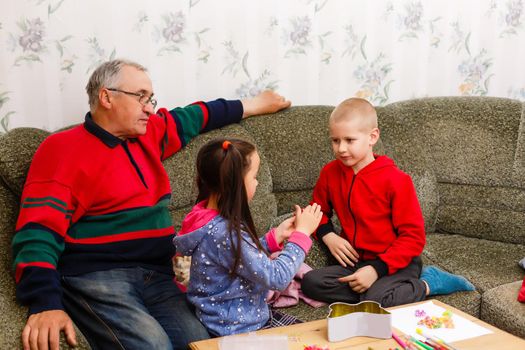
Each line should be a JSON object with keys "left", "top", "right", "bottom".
{"left": 265, "top": 228, "right": 284, "bottom": 253}
{"left": 288, "top": 231, "right": 312, "bottom": 253}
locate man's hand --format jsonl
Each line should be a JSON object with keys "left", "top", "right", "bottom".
{"left": 338, "top": 265, "right": 378, "bottom": 294}
{"left": 241, "top": 90, "right": 291, "bottom": 118}
{"left": 22, "top": 310, "right": 77, "bottom": 350}
{"left": 275, "top": 215, "right": 296, "bottom": 245}
{"left": 322, "top": 232, "right": 359, "bottom": 267}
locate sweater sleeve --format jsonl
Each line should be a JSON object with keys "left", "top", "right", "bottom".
{"left": 149, "top": 99, "right": 243, "bottom": 160}
{"left": 311, "top": 165, "right": 335, "bottom": 241}
{"left": 377, "top": 173, "right": 426, "bottom": 275}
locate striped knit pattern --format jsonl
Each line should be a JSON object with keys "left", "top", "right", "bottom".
{"left": 21, "top": 196, "right": 74, "bottom": 219}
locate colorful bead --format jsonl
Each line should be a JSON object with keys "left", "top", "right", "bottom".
{"left": 416, "top": 309, "right": 455, "bottom": 329}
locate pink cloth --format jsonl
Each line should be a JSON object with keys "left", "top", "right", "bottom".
{"left": 267, "top": 252, "right": 326, "bottom": 308}
{"left": 288, "top": 231, "right": 313, "bottom": 253}
{"left": 266, "top": 228, "right": 284, "bottom": 253}
{"left": 177, "top": 200, "right": 219, "bottom": 235}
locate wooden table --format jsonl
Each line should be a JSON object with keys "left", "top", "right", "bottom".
{"left": 189, "top": 300, "right": 525, "bottom": 350}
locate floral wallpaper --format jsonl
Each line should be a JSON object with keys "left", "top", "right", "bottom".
{"left": 0, "top": 0, "right": 524, "bottom": 132}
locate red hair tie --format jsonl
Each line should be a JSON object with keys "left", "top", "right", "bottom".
{"left": 222, "top": 140, "right": 231, "bottom": 150}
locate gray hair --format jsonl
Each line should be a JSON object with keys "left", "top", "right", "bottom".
{"left": 85, "top": 59, "right": 148, "bottom": 111}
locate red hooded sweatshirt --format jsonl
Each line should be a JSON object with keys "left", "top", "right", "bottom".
{"left": 312, "top": 155, "right": 425, "bottom": 277}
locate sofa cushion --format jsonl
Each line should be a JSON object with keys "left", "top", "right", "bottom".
{"left": 423, "top": 233, "right": 525, "bottom": 293}
{"left": 0, "top": 128, "right": 49, "bottom": 196}
{"left": 437, "top": 183, "right": 525, "bottom": 244}
{"left": 275, "top": 190, "right": 312, "bottom": 216}
{"left": 481, "top": 281, "right": 525, "bottom": 338}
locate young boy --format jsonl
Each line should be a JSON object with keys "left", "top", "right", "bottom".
{"left": 301, "top": 98, "right": 474, "bottom": 307}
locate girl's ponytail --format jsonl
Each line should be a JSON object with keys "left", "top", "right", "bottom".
{"left": 196, "top": 138, "right": 266, "bottom": 273}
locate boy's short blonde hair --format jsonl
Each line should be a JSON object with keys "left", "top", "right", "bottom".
{"left": 330, "top": 97, "right": 378, "bottom": 132}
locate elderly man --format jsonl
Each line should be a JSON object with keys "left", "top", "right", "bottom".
{"left": 12, "top": 59, "right": 290, "bottom": 350}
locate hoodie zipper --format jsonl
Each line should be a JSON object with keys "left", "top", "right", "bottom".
{"left": 347, "top": 174, "right": 357, "bottom": 251}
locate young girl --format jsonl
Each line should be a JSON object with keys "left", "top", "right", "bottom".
{"left": 173, "top": 138, "right": 322, "bottom": 336}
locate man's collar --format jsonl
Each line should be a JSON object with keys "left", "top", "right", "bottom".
{"left": 83, "top": 112, "right": 125, "bottom": 148}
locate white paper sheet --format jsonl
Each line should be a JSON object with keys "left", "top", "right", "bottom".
{"left": 390, "top": 301, "right": 492, "bottom": 343}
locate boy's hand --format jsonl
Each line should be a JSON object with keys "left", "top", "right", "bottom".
{"left": 338, "top": 265, "right": 378, "bottom": 294}
{"left": 241, "top": 90, "right": 291, "bottom": 118}
{"left": 322, "top": 232, "right": 359, "bottom": 267}
{"left": 275, "top": 215, "right": 296, "bottom": 245}
{"left": 294, "top": 203, "right": 323, "bottom": 236}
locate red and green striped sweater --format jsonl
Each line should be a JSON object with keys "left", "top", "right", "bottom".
{"left": 12, "top": 99, "right": 243, "bottom": 315}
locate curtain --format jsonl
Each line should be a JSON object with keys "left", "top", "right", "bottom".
{"left": 0, "top": 0, "right": 524, "bottom": 131}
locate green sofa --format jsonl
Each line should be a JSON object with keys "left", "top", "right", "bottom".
{"left": 1, "top": 97, "right": 524, "bottom": 348}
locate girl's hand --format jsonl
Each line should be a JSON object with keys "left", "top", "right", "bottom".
{"left": 294, "top": 203, "right": 323, "bottom": 236}
{"left": 322, "top": 232, "right": 359, "bottom": 267}
{"left": 338, "top": 265, "right": 378, "bottom": 294}
{"left": 275, "top": 216, "right": 296, "bottom": 245}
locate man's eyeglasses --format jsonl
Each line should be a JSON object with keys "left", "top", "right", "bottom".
{"left": 107, "top": 88, "right": 157, "bottom": 109}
